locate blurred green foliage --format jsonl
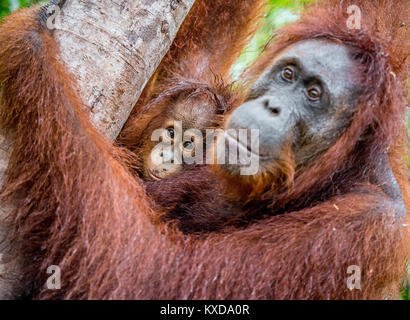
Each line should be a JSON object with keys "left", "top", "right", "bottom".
{"left": 232, "top": 0, "right": 315, "bottom": 78}
{"left": 0, "top": 0, "right": 408, "bottom": 301}
{"left": 402, "top": 265, "right": 410, "bottom": 300}
{"left": 0, "top": 0, "right": 42, "bottom": 19}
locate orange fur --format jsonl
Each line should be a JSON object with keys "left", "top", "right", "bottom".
{"left": 0, "top": 0, "right": 408, "bottom": 299}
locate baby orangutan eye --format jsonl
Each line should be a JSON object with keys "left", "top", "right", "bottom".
{"left": 166, "top": 126, "right": 175, "bottom": 139}
{"left": 183, "top": 141, "right": 194, "bottom": 151}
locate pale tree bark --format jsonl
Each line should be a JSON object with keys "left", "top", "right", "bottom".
{"left": 0, "top": 0, "right": 195, "bottom": 299}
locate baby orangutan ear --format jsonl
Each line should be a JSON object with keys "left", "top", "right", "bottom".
{"left": 118, "top": 110, "right": 163, "bottom": 150}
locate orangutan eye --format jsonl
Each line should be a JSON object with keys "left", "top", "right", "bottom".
{"left": 183, "top": 141, "right": 194, "bottom": 150}
{"left": 307, "top": 86, "right": 322, "bottom": 101}
{"left": 166, "top": 126, "right": 174, "bottom": 139}
{"left": 281, "top": 66, "right": 295, "bottom": 82}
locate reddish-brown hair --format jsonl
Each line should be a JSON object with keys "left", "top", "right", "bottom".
{"left": 0, "top": 0, "right": 408, "bottom": 299}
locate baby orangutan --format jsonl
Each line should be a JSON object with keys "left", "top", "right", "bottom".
{"left": 116, "top": 0, "right": 259, "bottom": 182}
{"left": 118, "top": 81, "right": 231, "bottom": 180}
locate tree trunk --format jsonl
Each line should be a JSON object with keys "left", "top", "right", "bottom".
{"left": 0, "top": 0, "right": 195, "bottom": 299}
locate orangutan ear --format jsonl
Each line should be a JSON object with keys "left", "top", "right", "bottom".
{"left": 117, "top": 108, "right": 164, "bottom": 148}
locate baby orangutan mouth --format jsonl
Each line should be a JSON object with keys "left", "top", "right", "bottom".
{"left": 147, "top": 166, "right": 177, "bottom": 180}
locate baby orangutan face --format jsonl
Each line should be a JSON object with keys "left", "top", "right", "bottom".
{"left": 137, "top": 92, "right": 221, "bottom": 180}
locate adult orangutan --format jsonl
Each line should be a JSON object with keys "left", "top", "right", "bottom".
{"left": 0, "top": 0, "right": 408, "bottom": 300}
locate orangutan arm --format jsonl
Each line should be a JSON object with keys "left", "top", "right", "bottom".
{"left": 116, "top": 190, "right": 407, "bottom": 300}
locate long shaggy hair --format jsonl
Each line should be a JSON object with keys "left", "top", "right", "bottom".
{"left": 0, "top": 0, "right": 408, "bottom": 299}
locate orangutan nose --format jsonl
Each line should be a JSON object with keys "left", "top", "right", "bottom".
{"left": 263, "top": 98, "right": 281, "bottom": 117}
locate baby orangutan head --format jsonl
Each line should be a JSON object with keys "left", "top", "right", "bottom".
{"left": 119, "top": 82, "right": 230, "bottom": 180}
